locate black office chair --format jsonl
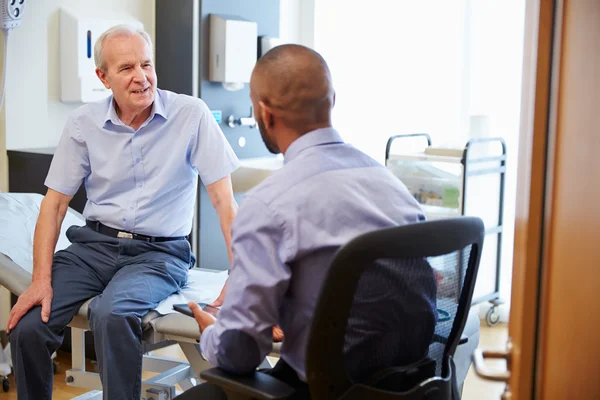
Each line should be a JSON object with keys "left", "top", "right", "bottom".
{"left": 200, "top": 217, "right": 485, "bottom": 400}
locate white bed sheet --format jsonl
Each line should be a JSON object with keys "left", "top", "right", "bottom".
{"left": 154, "top": 268, "right": 228, "bottom": 315}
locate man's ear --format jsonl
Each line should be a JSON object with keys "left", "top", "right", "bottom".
{"left": 95, "top": 68, "right": 110, "bottom": 89}
{"left": 258, "top": 101, "right": 274, "bottom": 128}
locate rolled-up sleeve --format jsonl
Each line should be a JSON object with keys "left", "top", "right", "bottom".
{"left": 44, "top": 115, "right": 90, "bottom": 196}
{"left": 189, "top": 101, "right": 240, "bottom": 186}
{"left": 200, "top": 196, "right": 291, "bottom": 374}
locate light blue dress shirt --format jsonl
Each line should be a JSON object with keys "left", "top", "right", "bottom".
{"left": 45, "top": 89, "right": 240, "bottom": 237}
{"left": 200, "top": 127, "right": 428, "bottom": 380}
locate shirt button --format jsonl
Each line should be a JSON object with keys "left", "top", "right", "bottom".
{"left": 136, "top": 158, "right": 140, "bottom": 163}
{"left": 138, "top": 183, "right": 143, "bottom": 188}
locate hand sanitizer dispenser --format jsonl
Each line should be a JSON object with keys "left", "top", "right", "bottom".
{"left": 209, "top": 14, "right": 257, "bottom": 91}
{"left": 60, "top": 8, "right": 144, "bottom": 103}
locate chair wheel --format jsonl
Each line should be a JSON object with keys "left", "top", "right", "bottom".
{"left": 2, "top": 377, "right": 9, "bottom": 392}
{"left": 486, "top": 306, "right": 500, "bottom": 326}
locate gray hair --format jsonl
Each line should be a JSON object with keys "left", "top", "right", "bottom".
{"left": 94, "top": 24, "right": 153, "bottom": 71}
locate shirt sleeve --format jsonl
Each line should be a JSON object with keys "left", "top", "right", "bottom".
{"left": 200, "top": 195, "right": 292, "bottom": 374}
{"left": 44, "top": 115, "right": 90, "bottom": 196}
{"left": 189, "top": 101, "right": 240, "bottom": 186}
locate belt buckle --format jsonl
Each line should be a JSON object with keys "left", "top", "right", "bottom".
{"left": 117, "top": 231, "right": 133, "bottom": 239}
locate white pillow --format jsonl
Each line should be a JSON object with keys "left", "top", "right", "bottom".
{"left": 0, "top": 193, "right": 85, "bottom": 273}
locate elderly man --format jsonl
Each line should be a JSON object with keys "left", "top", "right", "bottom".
{"left": 7, "top": 25, "right": 239, "bottom": 400}
{"left": 175, "top": 44, "right": 435, "bottom": 399}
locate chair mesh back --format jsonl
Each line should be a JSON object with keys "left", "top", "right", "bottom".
{"left": 342, "top": 245, "right": 472, "bottom": 382}
{"left": 427, "top": 245, "right": 472, "bottom": 376}
{"left": 305, "top": 217, "right": 484, "bottom": 399}
{"left": 343, "top": 257, "right": 437, "bottom": 383}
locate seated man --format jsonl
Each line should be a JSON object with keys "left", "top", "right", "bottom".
{"left": 6, "top": 25, "right": 239, "bottom": 400}
{"left": 176, "top": 44, "right": 435, "bottom": 399}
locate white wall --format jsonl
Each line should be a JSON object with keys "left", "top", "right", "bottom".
{"left": 279, "top": 0, "right": 314, "bottom": 47}
{"left": 279, "top": 0, "right": 301, "bottom": 44}
{"left": 3, "top": 0, "right": 155, "bottom": 150}
{"left": 314, "top": 0, "right": 469, "bottom": 160}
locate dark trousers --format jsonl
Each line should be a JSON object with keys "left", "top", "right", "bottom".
{"left": 175, "top": 359, "right": 310, "bottom": 399}
{"left": 9, "top": 225, "right": 194, "bottom": 400}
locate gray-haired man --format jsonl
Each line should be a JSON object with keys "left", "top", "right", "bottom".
{"left": 7, "top": 25, "right": 239, "bottom": 400}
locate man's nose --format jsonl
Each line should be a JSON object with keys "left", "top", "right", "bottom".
{"left": 133, "top": 66, "right": 147, "bottom": 82}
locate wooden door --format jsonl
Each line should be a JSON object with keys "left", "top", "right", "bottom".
{"left": 534, "top": 0, "right": 600, "bottom": 397}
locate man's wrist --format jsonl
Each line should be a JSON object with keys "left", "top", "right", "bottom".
{"left": 199, "top": 315, "right": 216, "bottom": 333}
{"left": 32, "top": 274, "right": 52, "bottom": 285}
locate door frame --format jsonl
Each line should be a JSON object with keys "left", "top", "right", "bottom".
{"left": 509, "top": 0, "right": 562, "bottom": 398}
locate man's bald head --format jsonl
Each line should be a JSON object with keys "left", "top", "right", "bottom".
{"left": 251, "top": 44, "right": 335, "bottom": 130}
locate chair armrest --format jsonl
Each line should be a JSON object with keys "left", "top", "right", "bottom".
{"left": 200, "top": 368, "right": 296, "bottom": 400}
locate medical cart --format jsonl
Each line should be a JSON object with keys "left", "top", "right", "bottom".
{"left": 385, "top": 133, "right": 507, "bottom": 326}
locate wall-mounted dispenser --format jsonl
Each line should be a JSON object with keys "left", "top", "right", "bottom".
{"left": 258, "top": 36, "right": 283, "bottom": 58}
{"left": 59, "top": 8, "right": 144, "bottom": 103}
{"left": 209, "top": 14, "right": 257, "bottom": 92}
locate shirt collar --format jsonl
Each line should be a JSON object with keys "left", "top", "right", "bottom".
{"left": 284, "top": 127, "right": 344, "bottom": 164}
{"left": 103, "top": 89, "right": 168, "bottom": 128}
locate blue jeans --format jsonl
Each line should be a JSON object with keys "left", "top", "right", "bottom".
{"left": 9, "top": 225, "right": 194, "bottom": 400}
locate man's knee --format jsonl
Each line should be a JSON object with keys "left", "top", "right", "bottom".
{"left": 9, "top": 307, "right": 48, "bottom": 344}
{"left": 88, "top": 300, "right": 141, "bottom": 334}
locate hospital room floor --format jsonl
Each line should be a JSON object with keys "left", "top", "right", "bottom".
{"left": 1, "top": 322, "right": 508, "bottom": 399}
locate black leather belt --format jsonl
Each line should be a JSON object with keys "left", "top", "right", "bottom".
{"left": 86, "top": 220, "right": 187, "bottom": 243}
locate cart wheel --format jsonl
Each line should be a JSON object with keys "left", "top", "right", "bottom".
{"left": 486, "top": 306, "right": 501, "bottom": 326}
{"left": 2, "top": 377, "right": 9, "bottom": 392}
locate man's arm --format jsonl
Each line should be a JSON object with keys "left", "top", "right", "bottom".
{"left": 7, "top": 189, "right": 72, "bottom": 332}
{"left": 206, "top": 176, "right": 238, "bottom": 307}
{"left": 199, "top": 196, "right": 291, "bottom": 374}
{"left": 188, "top": 100, "right": 240, "bottom": 304}
{"left": 206, "top": 176, "right": 238, "bottom": 265}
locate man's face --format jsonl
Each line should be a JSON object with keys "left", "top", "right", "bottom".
{"left": 96, "top": 34, "right": 157, "bottom": 114}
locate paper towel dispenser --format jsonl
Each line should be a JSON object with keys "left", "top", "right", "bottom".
{"left": 209, "top": 14, "right": 257, "bottom": 91}
{"left": 59, "top": 8, "right": 144, "bottom": 103}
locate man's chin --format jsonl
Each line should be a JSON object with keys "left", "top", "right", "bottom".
{"left": 132, "top": 94, "right": 154, "bottom": 109}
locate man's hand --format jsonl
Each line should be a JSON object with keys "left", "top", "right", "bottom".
{"left": 210, "top": 279, "right": 227, "bottom": 307}
{"left": 7, "top": 281, "right": 53, "bottom": 333}
{"left": 189, "top": 301, "right": 217, "bottom": 334}
{"left": 272, "top": 325, "right": 285, "bottom": 343}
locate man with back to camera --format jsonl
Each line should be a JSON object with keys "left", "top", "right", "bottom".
{"left": 6, "top": 25, "right": 240, "bottom": 400}
{"left": 174, "top": 44, "right": 438, "bottom": 399}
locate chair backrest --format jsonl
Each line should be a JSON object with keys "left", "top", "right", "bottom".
{"left": 305, "top": 217, "right": 485, "bottom": 399}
